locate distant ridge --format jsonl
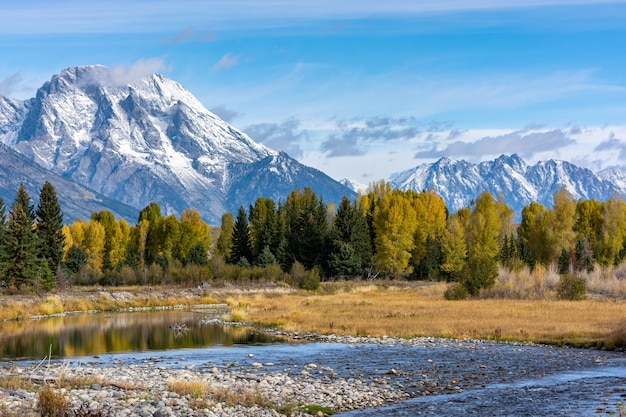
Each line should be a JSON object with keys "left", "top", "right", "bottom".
{"left": 389, "top": 154, "right": 622, "bottom": 217}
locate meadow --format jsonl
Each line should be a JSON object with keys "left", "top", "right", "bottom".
{"left": 1, "top": 269, "right": 624, "bottom": 350}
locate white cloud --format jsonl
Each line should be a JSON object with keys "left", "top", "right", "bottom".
{"left": 213, "top": 53, "right": 241, "bottom": 70}
{"left": 80, "top": 59, "right": 166, "bottom": 88}
{"left": 0, "top": 72, "right": 22, "bottom": 96}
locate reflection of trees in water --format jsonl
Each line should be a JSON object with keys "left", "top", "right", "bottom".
{"left": 0, "top": 310, "right": 276, "bottom": 360}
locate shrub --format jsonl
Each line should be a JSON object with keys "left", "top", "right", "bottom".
{"left": 444, "top": 283, "right": 468, "bottom": 300}
{"left": 300, "top": 268, "right": 320, "bottom": 291}
{"left": 38, "top": 385, "right": 70, "bottom": 417}
{"left": 556, "top": 273, "right": 586, "bottom": 301}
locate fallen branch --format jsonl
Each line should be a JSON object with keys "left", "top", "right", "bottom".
{"left": 0, "top": 386, "right": 29, "bottom": 399}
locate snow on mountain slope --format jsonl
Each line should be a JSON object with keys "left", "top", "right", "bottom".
{"left": 0, "top": 66, "right": 354, "bottom": 223}
{"left": 391, "top": 154, "right": 618, "bottom": 217}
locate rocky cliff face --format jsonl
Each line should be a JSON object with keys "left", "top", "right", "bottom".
{"left": 0, "top": 66, "right": 355, "bottom": 223}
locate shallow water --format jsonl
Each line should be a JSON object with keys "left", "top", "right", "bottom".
{"left": 0, "top": 310, "right": 282, "bottom": 360}
{"left": 2, "top": 312, "right": 624, "bottom": 416}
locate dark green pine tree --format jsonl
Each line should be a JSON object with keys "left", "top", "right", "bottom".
{"left": 36, "top": 181, "right": 66, "bottom": 273}
{"left": 0, "top": 197, "right": 7, "bottom": 274}
{"left": 229, "top": 206, "right": 252, "bottom": 264}
{"left": 4, "top": 184, "right": 40, "bottom": 290}
{"left": 327, "top": 196, "right": 372, "bottom": 278}
{"left": 63, "top": 245, "right": 88, "bottom": 274}
{"left": 186, "top": 242, "right": 208, "bottom": 266}
{"left": 284, "top": 188, "right": 328, "bottom": 270}
{"left": 412, "top": 234, "right": 442, "bottom": 280}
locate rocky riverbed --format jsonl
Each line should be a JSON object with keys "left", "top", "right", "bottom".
{"left": 1, "top": 329, "right": 625, "bottom": 416}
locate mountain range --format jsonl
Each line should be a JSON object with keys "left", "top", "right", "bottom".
{"left": 389, "top": 154, "right": 624, "bottom": 217}
{"left": 1, "top": 65, "right": 625, "bottom": 224}
{"left": 0, "top": 66, "right": 354, "bottom": 223}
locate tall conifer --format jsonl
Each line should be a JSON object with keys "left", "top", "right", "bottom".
{"left": 5, "top": 184, "right": 40, "bottom": 289}
{"left": 36, "top": 181, "right": 65, "bottom": 272}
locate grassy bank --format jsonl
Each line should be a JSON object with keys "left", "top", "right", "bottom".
{"left": 0, "top": 286, "right": 222, "bottom": 321}
{"left": 223, "top": 282, "right": 626, "bottom": 349}
{"left": 1, "top": 282, "right": 625, "bottom": 349}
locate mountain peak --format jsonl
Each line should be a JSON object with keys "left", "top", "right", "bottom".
{"left": 0, "top": 66, "right": 353, "bottom": 223}
{"left": 391, "top": 155, "right": 621, "bottom": 219}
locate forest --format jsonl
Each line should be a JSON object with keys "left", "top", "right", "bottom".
{"left": 2, "top": 180, "right": 626, "bottom": 298}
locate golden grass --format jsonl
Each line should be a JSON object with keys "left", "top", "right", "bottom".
{"left": 229, "top": 282, "right": 626, "bottom": 349}
{"left": 167, "top": 378, "right": 212, "bottom": 398}
{"left": 0, "top": 286, "right": 221, "bottom": 321}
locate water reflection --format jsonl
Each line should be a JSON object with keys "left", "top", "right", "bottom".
{"left": 0, "top": 311, "right": 281, "bottom": 360}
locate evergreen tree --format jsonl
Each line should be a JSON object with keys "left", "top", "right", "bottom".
{"left": 63, "top": 245, "right": 88, "bottom": 274}
{"left": 36, "top": 181, "right": 65, "bottom": 273}
{"left": 257, "top": 245, "right": 278, "bottom": 267}
{"left": 249, "top": 198, "right": 279, "bottom": 263}
{"left": 229, "top": 206, "right": 252, "bottom": 264}
{"left": 186, "top": 242, "right": 208, "bottom": 266}
{"left": 283, "top": 188, "right": 328, "bottom": 270}
{"left": 14, "top": 183, "right": 35, "bottom": 222}
{"left": 329, "top": 242, "right": 362, "bottom": 278}
{"left": 412, "top": 234, "right": 442, "bottom": 280}
{"left": 0, "top": 197, "right": 7, "bottom": 274}
{"left": 326, "top": 197, "right": 372, "bottom": 278}
{"left": 138, "top": 202, "right": 162, "bottom": 265}
{"left": 4, "top": 184, "right": 40, "bottom": 290}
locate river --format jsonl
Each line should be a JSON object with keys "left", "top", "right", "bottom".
{"left": 1, "top": 310, "right": 624, "bottom": 416}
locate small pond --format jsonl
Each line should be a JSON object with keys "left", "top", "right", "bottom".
{"left": 0, "top": 309, "right": 283, "bottom": 361}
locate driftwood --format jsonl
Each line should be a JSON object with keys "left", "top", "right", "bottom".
{"left": 0, "top": 386, "right": 29, "bottom": 399}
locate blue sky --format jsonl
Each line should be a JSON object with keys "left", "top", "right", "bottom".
{"left": 1, "top": 1, "right": 626, "bottom": 186}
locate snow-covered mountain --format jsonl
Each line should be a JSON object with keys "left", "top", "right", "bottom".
{"left": 390, "top": 154, "right": 622, "bottom": 217}
{"left": 0, "top": 66, "right": 355, "bottom": 223}
{"left": 339, "top": 178, "right": 368, "bottom": 194}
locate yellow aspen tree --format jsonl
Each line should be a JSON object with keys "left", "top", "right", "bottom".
{"left": 441, "top": 214, "right": 467, "bottom": 281}
{"left": 552, "top": 188, "right": 577, "bottom": 256}
{"left": 463, "top": 191, "right": 501, "bottom": 295}
{"left": 600, "top": 196, "right": 626, "bottom": 265}
{"left": 373, "top": 193, "right": 418, "bottom": 277}
{"left": 62, "top": 225, "right": 73, "bottom": 257}
{"left": 178, "top": 209, "right": 211, "bottom": 262}
{"left": 410, "top": 190, "right": 447, "bottom": 273}
{"left": 82, "top": 220, "right": 106, "bottom": 271}
{"left": 68, "top": 219, "right": 86, "bottom": 247}
{"left": 136, "top": 219, "right": 150, "bottom": 270}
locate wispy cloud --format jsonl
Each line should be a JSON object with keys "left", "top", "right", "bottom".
{"left": 244, "top": 118, "right": 307, "bottom": 157}
{"left": 0, "top": 72, "right": 22, "bottom": 96}
{"left": 80, "top": 59, "right": 166, "bottom": 87}
{"left": 4, "top": 1, "right": 625, "bottom": 34}
{"left": 321, "top": 116, "right": 424, "bottom": 157}
{"left": 210, "top": 105, "right": 241, "bottom": 123}
{"left": 213, "top": 53, "right": 241, "bottom": 70}
{"left": 415, "top": 128, "right": 576, "bottom": 160}
{"left": 162, "top": 26, "right": 215, "bottom": 44}
{"left": 594, "top": 132, "right": 626, "bottom": 158}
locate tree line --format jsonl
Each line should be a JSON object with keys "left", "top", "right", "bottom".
{"left": 2, "top": 180, "right": 626, "bottom": 295}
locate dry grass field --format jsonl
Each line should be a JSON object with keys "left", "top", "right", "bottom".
{"left": 223, "top": 282, "right": 626, "bottom": 349}
{"left": 0, "top": 280, "right": 624, "bottom": 349}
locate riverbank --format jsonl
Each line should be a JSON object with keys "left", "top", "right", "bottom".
{"left": 1, "top": 282, "right": 625, "bottom": 349}
{"left": 1, "top": 329, "right": 624, "bottom": 417}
